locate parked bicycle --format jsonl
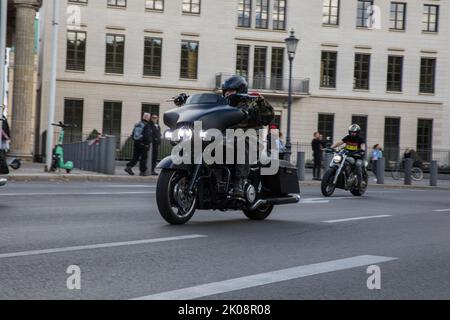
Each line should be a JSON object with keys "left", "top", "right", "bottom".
{"left": 391, "top": 160, "right": 424, "bottom": 181}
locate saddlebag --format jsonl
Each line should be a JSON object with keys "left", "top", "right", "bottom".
{"left": 262, "top": 160, "right": 300, "bottom": 195}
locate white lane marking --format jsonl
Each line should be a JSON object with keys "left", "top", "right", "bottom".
{"left": 102, "top": 185, "right": 155, "bottom": 188}
{"left": 301, "top": 196, "right": 361, "bottom": 204}
{"left": 0, "top": 235, "right": 207, "bottom": 259}
{"left": 322, "top": 215, "right": 392, "bottom": 223}
{"left": 433, "top": 209, "right": 450, "bottom": 212}
{"left": 0, "top": 191, "right": 155, "bottom": 196}
{"left": 132, "top": 255, "right": 397, "bottom": 300}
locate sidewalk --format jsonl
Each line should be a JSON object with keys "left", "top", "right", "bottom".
{"left": 4, "top": 162, "right": 450, "bottom": 189}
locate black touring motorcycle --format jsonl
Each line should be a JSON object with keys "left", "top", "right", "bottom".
{"left": 156, "top": 93, "right": 300, "bottom": 225}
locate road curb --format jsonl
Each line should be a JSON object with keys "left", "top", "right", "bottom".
{"left": 5, "top": 174, "right": 450, "bottom": 190}
{"left": 6, "top": 175, "right": 159, "bottom": 183}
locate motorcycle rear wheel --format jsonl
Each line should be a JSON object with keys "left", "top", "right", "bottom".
{"left": 156, "top": 169, "right": 197, "bottom": 225}
{"left": 321, "top": 168, "right": 336, "bottom": 197}
{"left": 350, "top": 173, "right": 368, "bottom": 197}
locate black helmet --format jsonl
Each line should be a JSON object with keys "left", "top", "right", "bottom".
{"left": 349, "top": 124, "right": 361, "bottom": 135}
{"left": 222, "top": 75, "right": 248, "bottom": 96}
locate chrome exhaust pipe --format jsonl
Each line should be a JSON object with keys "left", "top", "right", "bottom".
{"left": 250, "top": 194, "right": 300, "bottom": 211}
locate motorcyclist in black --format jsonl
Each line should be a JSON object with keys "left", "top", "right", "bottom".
{"left": 330, "top": 124, "right": 366, "bottom": 188}
{"left": 172, "top": 75, "right": 274, "bottom": 199}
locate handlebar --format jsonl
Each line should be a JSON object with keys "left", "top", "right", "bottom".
{"left": 51, "top": 121, "right": 77, "bottom": 128}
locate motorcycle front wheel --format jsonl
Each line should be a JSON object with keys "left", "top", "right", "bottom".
{"left": 156, "top": 169, "right": 197, "bottom": 225}
{"left": 321, "top": 168, "right": 337, "bottom": 197}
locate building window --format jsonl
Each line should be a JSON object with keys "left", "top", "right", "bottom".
{"left": 180, "top": 40, "right": 199, "bottom": 79}
{"left": 69, "top": 0, "right": 88, "bottom": 3}
{"left": 255, "top": 0, "right": 269, "bottom": 29}
{"left": 142, "top": 103, "right": 160, "bottom": 118}
{"left": 318, "top": 114, "right": 334, "bottom": 143}
{"left": 238, "top": 0, "right": 252, "bottom": 27}
{"left": 253, "top": 46, "right": 267, "bottom": 89}
{"left": 323, "top": 0, "right": 340, "bottom": 26}
{"left": 390, "top": 2, "right": 406, "bottom": 30}
{"left": 354, "top": 53, "right": 370, "bottom": 90}
{"left": 107, "top": 0, "right": 126, "bottom": 8}
{"left": 64, "top": 99, "right": 83, "bottom": 143}
{"left": 384, "top": 117, "right": 400, "bottom": 162}
{"left": 417, "top": 119, "right": 433, "bottom": 162}
{"left": 273, "top": 0, "right": 286, "bottom": 30}
{"left": 351, "top": 115, "right": 368, "bottom": 142}
{"left": 105, "top": 34, "right": 125, "bottom": 74}
{"left": 320, "top": 51, "right": 337, "bottom": 88}
{"left": 387, "top": 55, "right": 403, "bottom": 92}
{"left": 356, "top": 0, "right": 373, "bottom": 28}
{"left": 271, "top": 47, "right": 284, "bottom": 90}
{"left": 66, "top": 31, "right": 86, "bottom": 71}
{"left": 423, "top": 4, "right": 439, "bottom": 32}
{"left": 146, "top": 0, "right": 164, "bottom": 11}
{"left": 236, "top": 45, "right": 250, "bottom": 79}
{"left": 143, "top": 37, "right": 162, "bottom": 77}
{"left": 420, "top": 57, "right": 436, "bottom": 94}
{"left": 103, "top": 101, "right": 122, "bottom": 143}
{"left": 183, "top": 0, "right": 201, "bottom": 14}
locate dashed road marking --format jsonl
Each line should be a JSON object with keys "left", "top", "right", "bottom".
{"left": 322, "top": 215, "right": 392, "bottom": 223}
{"left": 0, "top": 235, "right": 207, "bottom": 259}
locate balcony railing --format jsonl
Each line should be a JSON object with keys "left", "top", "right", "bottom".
{"left": 215, "top": 73, "right": 310, "bottom": 95}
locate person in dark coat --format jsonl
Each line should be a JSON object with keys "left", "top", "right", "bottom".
{"left": 311, "top": 132, "right": 323, "bottom": 180}
{"left": 125, "top": 113, "right": 152, "bottom": 176}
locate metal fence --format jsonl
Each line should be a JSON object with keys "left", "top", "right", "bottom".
{"left": 116, "top": 136, "right": 173, "bottom": 161}
{"left": 62, "top": 136, "right": 117, "bottom": 174}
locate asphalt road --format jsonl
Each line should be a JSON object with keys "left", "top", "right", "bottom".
{"left": 0, "top": 181, "right": 449, "bottom": 300}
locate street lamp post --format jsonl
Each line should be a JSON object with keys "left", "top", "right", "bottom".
{"left": 284, "top": 29, "right": 299, "bottom": 162}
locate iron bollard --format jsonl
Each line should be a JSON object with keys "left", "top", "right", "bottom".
{"left": 98, "top": 137, "right": 107, "bottom": 174}
{"left": 104, "top": 136, "right": 116, "bottom": 175}
{"left": 404, "top": 158, "right": 413, "bottom": 185}
{"left": 297, "top": 151, "right": 305, "bottom": 181}
{"left": 376, "top": 158, "right": 385, "bottom": 184}
{"left": 146, "top": 144, "right": 153, "bottom": 175}
{"left": 430, "top": 160, "right": 438, "bottom": 187}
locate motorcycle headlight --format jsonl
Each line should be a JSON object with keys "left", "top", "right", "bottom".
{"left": 164, "top": 130, "right": 173, "bottom": 140}
{"left": 177, "top": 128, "right": 193, "bottom": 141}
{"left": 333, "top": 155, "right": 342, "bottom": 163}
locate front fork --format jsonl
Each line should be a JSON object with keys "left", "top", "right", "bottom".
{"left": 187, "top": 164, "right": 201, "bottom": 195}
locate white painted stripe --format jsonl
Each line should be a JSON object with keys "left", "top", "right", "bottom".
{"left": 301, "top": 200, "right": 329, "bottom": 204}
{"left": 0, "top": 235, "right": 207, "bottom": 259}
{"left": 0, "top": 191, "right": 155, "bottom": 196}
{"left": 132, "top": 255, "right": 397, "bottom": 300}
{"left": 102, "top": 185, "right": 156, "bottom": 188}
{"left": 323, "top": 215, "right": 392, "bottom": 223}
{"left": 433, "top": 209, "right": 450, "bottom": 212}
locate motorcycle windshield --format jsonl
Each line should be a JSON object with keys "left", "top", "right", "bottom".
{"left": 164, "top": 93, "right": 246, "bottom": 131}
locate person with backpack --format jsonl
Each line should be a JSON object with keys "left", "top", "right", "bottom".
{"left": 125, "top": 113, "right": 152, "bottom": 176}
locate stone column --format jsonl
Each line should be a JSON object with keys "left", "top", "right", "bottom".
{"left": 9, "top": 0, "right": 40, "bottom": 159}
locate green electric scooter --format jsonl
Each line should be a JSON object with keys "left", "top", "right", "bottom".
{"left": 50, "top": 122, "right": 75, "bottom": 173}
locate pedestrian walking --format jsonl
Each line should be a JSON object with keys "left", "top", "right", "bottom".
{"left": 0, "top": 113, "right": 11, "bottom": 175}
{"left": 371, "top": 144, "right": 383, "bottom": 182}
{"left": 149, "top": 114, "right": 161, "bottom": 176}
{"left": 311, "top": 132, "right": 322, "bottom": 180}
{"left": 125, "top": 113, "right": 152, "bottom": 176}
